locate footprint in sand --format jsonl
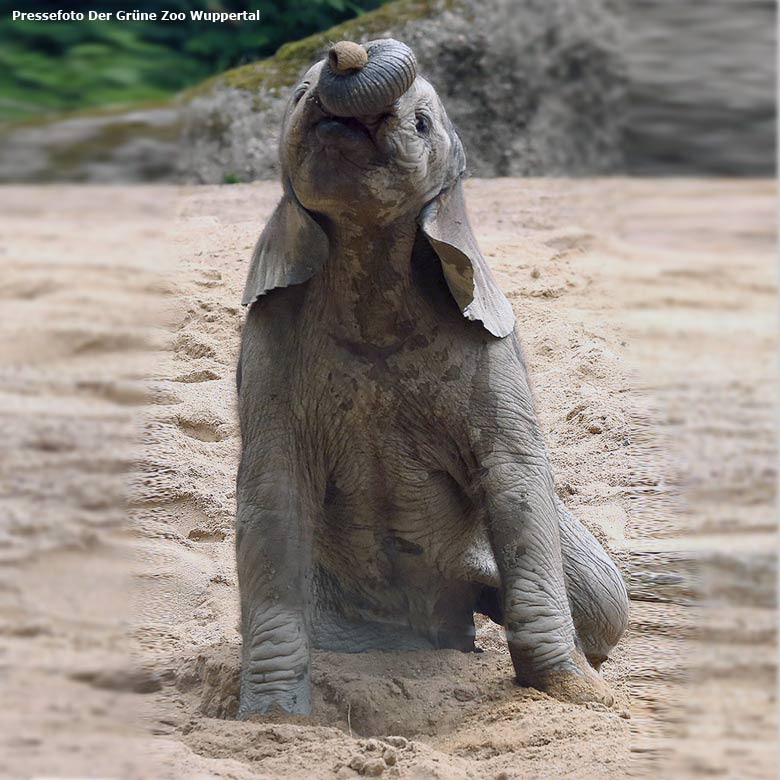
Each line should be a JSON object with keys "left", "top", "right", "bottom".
{"left": 173, "top": 331, "right": 219, "bottom": 360}
{"left": 176, "top": 416, "right": 228, "bottom": 442}
{"left": 173, "top": 368, "right": 222, "bottom": 383}
{"left": 187, "top": 529, "right": 226, "bottom": 543}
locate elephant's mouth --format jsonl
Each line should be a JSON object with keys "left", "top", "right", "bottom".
{"left": 303, "top": 39, "right": 415, "bottom": 160}
{"left": 315, "top": 114, "right": 374, "bottom": 146}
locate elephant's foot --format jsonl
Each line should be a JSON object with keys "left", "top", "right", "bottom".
{"left": 238, "top": 604, "right": 312, "bottom": 719}
{"left": 513, "top": 648, "right": 615, "bottom": 707}
{"left": 237, "top": 674, "right": 311, "bottom": 720}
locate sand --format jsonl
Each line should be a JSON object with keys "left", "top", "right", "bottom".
{"left": 0, "top": 179, "right": 775, "bottom": 779}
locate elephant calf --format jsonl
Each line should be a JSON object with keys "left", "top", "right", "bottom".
{"left": 235, "top": 39, "right": 629, "bottom": 718}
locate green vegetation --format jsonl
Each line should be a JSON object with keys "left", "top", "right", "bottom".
{"left": 0, "top": 0, "right": 385, "bottom": 122}
{"left": 203, "top": 0, "right": 453, "bottom": 94}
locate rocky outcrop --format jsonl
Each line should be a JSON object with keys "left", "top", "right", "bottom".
{"left": 181, "top": 0, "right": 627, "bottom": 182}
{"left": 0, "top": 0, "right": 626, "bottom": 182}
{"left": 623, "top": 0, "right": 776, "bottom": 175}
{"left": 0, "top": 105, "right": 183, "bottom": 183}
{"left": 0, "top": 0, "right": 773, "bottom": 181}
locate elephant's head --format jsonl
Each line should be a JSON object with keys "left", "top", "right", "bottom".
{"left": 243, "top": 39, "right": 515, "bottom": 338}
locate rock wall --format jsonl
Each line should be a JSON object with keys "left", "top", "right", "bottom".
{"left": 181, "top": 0, "right": 626, "bottom": 182}
{"left": 623, "top": 0, "right": 776, "bottom": 176}
{"left": 0, "top": 0, "right": 773, "bottom": 182}
{"left": 0, "top": 106, "right": 183, "bottom": 183}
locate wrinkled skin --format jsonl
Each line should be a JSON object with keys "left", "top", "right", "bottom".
{"left": 286, "top": 62, "right": 453, "bottom": 224}
{"left": 235, "top": 55, "right": 629, "bottom": 719}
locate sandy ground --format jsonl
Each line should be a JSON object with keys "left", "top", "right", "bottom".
{"left": 0, "top": 179, "right": 775, "bottom": 779}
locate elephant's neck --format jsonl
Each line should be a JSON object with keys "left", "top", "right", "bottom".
{"left": 314, "top": 220, "right": 421, "bottom": 346}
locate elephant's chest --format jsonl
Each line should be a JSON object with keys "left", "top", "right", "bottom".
{"left": 306, "top": 339, "right": 476, "bottom": 583}
{"left": 311, "top": 334, "right": 466, "bottom": 483}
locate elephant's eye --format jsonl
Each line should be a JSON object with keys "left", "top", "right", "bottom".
{"left": 293, "top": 85, "right": 308, "bottom": 104}
{"left": 415, "top": 113, "right": 430, "bottom": 135}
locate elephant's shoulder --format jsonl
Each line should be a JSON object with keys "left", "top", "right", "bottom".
{"left": 466, "top": 331, "right": 533, "bottom": 403}
{"left": 482, "top": 329, "right": 528, "bottom": 371}
{"left": 238, "top": 287, "right": 310, "bottom": 395}
{"left": 245, "top": 282, "right": 308, "bottom": 329}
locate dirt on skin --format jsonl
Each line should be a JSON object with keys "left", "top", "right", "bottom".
{"left": 0, "top": 179, "right": 775, "bottom": 780}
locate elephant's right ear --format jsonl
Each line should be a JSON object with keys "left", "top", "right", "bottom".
{"left": 419, "top": 181, "right": 516, "bottom": 338}
{"left": 241, "top": 194, "right": 329, "bottom": 305}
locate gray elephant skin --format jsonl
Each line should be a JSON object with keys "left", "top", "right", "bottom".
{"left": 235, "top": 39, "right": 629, "bottom": 719}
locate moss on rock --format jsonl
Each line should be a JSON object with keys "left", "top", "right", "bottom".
{"left": 191, "top": 0, "right": 459, "bottom": 96}
{"left": 0, "top": 0, "right": 637, "bottom": 182}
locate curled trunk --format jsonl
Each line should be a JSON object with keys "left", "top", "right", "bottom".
{"left": 317, "top": 38, "right": 417, "bottom": 117}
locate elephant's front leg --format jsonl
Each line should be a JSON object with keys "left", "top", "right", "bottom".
{"left": 235, "top": 442, "right": 317, "bottom": 719}
{"left": 481, "top": 454, "right": 614, "bottom": 705}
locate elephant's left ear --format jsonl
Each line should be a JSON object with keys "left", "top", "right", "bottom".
{"left": 418, "top": 181, "right": 515, "bottom": 338}
{"left": 241, "top": 192, "right": 329, "bottom": 305}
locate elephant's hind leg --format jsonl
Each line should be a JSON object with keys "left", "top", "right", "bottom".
{"left": 556, "top": 496, "right": 629, "bottom": 669}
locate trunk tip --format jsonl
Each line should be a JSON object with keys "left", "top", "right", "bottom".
{"left": 328, "top": 41, "right": 368, "bottom": 73}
